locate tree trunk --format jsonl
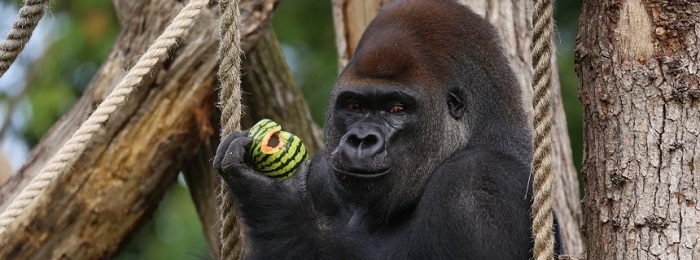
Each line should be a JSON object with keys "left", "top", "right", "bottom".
{"left": 0, "top": 0, "right": 277, "bottom": 258}
{"left": 332, "top": 0, "right": 584, "bottom": 255}
{"left": 576, "top": 0, "right": 700, "bottom": 259}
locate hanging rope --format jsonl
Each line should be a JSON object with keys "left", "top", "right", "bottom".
{"left": 216, "top": 0, "right": 244, "bottom": 258}
{"left": 531, "top": 0, "right": 555, "bottom": 259}
{"left": 0, "top": 0, "right": 209, "bottom": 236}
{"left": 0, "top": 0, "right": 51, "bottom": 78}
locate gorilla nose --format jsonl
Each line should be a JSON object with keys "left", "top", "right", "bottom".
{"left": 342, "top": 127, "right": 384, "bottom": 160}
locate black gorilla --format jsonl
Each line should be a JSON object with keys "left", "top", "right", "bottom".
{"left": 214, "top": 0, "right": 558, "bottom": 258}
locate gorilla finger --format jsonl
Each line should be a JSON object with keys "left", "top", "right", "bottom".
{"left": 214, "top": 130, "right": 251, "bottom": 169}
{"left": 216, "top": 130, "right": 249, "bottom": 156}
{"left": 219, "top": 136, "right": 254, "bottom": 173}
{"left": 219, "top": 165, "right": 277, "bottom": 200}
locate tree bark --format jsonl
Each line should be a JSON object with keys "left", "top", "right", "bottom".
{"left": 0, "top": 152, "right": 9, "bottom": 185}
{"left": 332, "top": 0, "right": 584, "bottom": 255}
{"left": 576, "top": 0, "right": 700, "bottom": 259}
{"left": 0, "top": 0, "right": 277, "bottom": 258}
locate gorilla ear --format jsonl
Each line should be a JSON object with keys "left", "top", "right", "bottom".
{"left": 447, "top": 89, "right": 466, "bottom": 120}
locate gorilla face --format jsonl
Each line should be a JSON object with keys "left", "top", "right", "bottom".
{"left": 325, "top": 78, "right": 467, "bottom": 212}
{"left": 328, "top": 85, "right": 421, "bottom": 177}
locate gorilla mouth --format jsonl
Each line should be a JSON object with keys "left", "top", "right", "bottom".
{"left": 331, "top": 165, "right": 390, "bottom": 179}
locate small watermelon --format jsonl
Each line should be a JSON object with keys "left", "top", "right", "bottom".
{"left": 245, "top": 119, "right": 308, "bottom": 180}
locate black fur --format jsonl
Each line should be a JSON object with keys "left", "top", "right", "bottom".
{"left": 214, "top": 0, "right": 562, "bottom": 258}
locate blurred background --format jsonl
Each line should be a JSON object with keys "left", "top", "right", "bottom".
{"left": 0, "top": 0, "right": 582, "bottom": 258}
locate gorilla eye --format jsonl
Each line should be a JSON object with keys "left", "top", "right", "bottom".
{"left": 390, "top": 105, "right": 405, "bottom": 114}
{"left": 347, "top": 102, "right": 362, "bottom": 112}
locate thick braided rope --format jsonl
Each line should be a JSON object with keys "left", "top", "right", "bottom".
{"left": 0, "top": 0, "right": 51, "bottom": 78}
{"left": 0, "top": 0, "right": 209, "bottom": 236}
{"left": 531, "top": 0, "right": 555, "bottom": 259}
{"left": 217, "top": 0, "right": 244, "bottom": 258}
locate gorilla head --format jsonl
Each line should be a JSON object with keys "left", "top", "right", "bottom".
{"left": 325, "top": 0, "right": 531, "bottom": 217}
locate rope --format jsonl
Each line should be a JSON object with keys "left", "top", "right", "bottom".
{"left": 0, "top": 0, "right": 209, "bottom": 236}
{"left": 0, "top": 0, "right": 51, "bottom": 78}
{"left": 217, "top": 0, "right": 244, "bottom": 258}
{"left": 531, "top": 0, "right": 555, "bottom": 259}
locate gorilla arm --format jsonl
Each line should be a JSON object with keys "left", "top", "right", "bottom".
{"left": 396, "top": 149, "right": 534, "bottom": 260}
{"left": 213, "top": 130, "right": 372, "bottom": 259}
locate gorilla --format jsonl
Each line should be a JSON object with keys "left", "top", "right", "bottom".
{"left": 214, "top": 0, "right": 561, "bottom": 258}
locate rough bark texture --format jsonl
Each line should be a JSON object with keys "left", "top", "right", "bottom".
{"left": 332, "top": 0, "right": 393, "bottom": 69}
{"left": 576, "top": 0, "right": 700, "bottom": 259}
{"left": 0, "top": 0, "right": 276, "bottom": 258}
{"left": 332, "top": 0, "right": 584, "bottom": 255}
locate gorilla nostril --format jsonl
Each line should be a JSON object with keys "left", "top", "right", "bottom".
{"left": 343, "top": 130, "right": 384, "bottom": 159}
{"left": 347, "top": 134, "right": 362, "bottom": 147}
{"left": 363, "top": 134, "right": 379, "bottom": 148}
{"left": 346, "top": 132, "right": 380, "bottom": 149}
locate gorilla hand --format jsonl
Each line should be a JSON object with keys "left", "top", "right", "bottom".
{"left": 213, "top": 129, "right": 317, "bottom": 252}
{"left": 213, "top": 129, "right": 267, "bottom": 189}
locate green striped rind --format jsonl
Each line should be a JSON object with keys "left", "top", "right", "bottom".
{"left": 245, "top": 119, "right": 281, "bottom": 163}
{"left": 245, "top": 119, "right": 309, "bottom": 180}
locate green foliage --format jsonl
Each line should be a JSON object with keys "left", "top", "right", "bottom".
{"left": 118, "top": 181, "right": 209, "bottom": 259}
{"left": 553, "top": 0, "right": 584, "bottom": 196}
{"left": 22, "top": 2, "right": 118, "bottom": 145}
{"left": 554, "top": 0, "right": 584, "bottom": 184}
{"left": 272, "top": 0, "right": 337, "bottom": 125}
{"left": 25, "top": 71, "right": 75, "bottom": 143}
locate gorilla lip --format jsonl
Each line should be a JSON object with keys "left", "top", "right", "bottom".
{"left": 331, "top": 165, "right": 390, "bottom": 179}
